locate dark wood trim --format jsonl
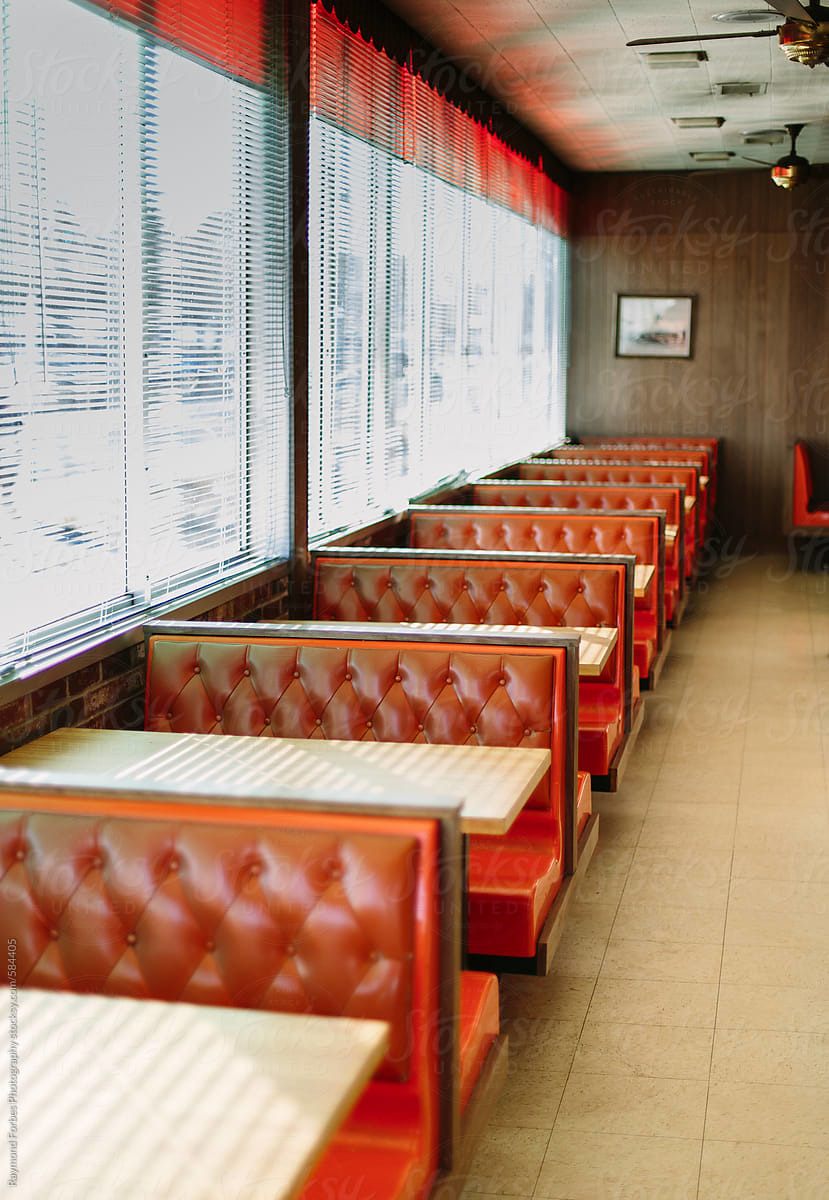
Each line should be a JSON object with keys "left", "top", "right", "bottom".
{"left": 591, "top": 697, "right": 646, "bottom": 792}
{"left": 433, "top": 1034, "right": 509, "bottom": 1198}
{"left": 646, "top": 629, "right": 672, "bottom": 691}
{"left": 286, "top": 0, "right": 311, "bottom": 616}
{"left": 436, "top": 812, "right": 463, "bottom": 1173}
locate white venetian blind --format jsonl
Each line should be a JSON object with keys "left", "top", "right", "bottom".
{"left": 0, "top": 0, "right": 289, "bottom": 676}
{"left": 308, "top": 3, "right": 569, "bottom": 541}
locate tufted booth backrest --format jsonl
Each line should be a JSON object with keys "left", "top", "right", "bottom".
{"left": 406, "top": 506, "right": 664, "bottom": 640}
{"left": 144, "top": 626, "right": 569, "bottom": 825}
{"left": 409, "top": 506, "right": 659, "bottom": 567}
{"left": 471, "top": 481, "right": 681, "bottom": 524}
{"left": 311, "top": 553, "right": 624, "bottom": 691}
{"left": 518, "top": 460, "right": 698, "bottom": 502}
{"left": 0, "top": 795, "right": 439, "bottom": 1091}
{"left": 470, "top": 483, "right": 683, "bottom": 585}
{"left": 577, "top": 436, "right": 718, "bottom": 470}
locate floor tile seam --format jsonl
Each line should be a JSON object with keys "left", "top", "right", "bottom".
{"left": 698, "top": 823, "right": 735, "bottom": 1199}
{"left": 579, "top": 1015, "right": 718, "bottom": 1031}
{"left": 566, "top": 1065, "right": 714, "bottom": 1083}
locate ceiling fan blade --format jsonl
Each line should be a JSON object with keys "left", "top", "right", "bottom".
{"left": 770, "top": 0, "right": 816, "bottom": 23}
{"left": 627, "top": 30, "right": 777, "bottom": 46}
{"left": 739, "top": 153, "right": 774, "bottom": 166}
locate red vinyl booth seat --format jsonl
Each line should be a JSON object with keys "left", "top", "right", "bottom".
{"left": 312, "top": 553, "right": 626, "bottom": 780}
{"left": 470, "top": 483, "right": 684, "bottom": 624}
{"left": 144, "top": 625, "right": 573, "bottom": 962}
{"left": 793, "top": 440, "right": 829, "bottom": 527}
{"left": 577, "top": 436, "right": 719, "bottom": 508}
{"left": 534, "top": 449, "right": 710, "bottom": 534}
{"left": 407, "top": 506, "right": 664, "bottom": 686}
{"left": 0, "top": 794, "right": 460, "bottom": 1200}
{"left": 516, "top": 461, "right": 699, "bottom": 571}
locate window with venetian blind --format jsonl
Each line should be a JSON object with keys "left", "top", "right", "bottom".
{"left": 308, "top": 3, "right": 569, "bottom": 541}
{"left": 0, "top": 0, "right": 289, "bottom": 677}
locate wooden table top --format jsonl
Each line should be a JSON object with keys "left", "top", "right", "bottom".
{"left": 3, "top": 989, "right": 388, "bottom": 1200}
{"left": 634, "top": 563, "right": 655, "bottom": 598}
{"left": 569, "top": 626, "right": 617, "bottom": 676}
{"left": 0, "top": 727, "right": 551, "bottom": 836}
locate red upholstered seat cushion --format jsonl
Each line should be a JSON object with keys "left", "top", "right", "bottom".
{"left": 576, "top": 770, "right": 592, "bottom": 836}
{"left": 299, "top": 1130, "right": 426, "bottom": 1200}
{"left": 578, "top": 687, "right": 624, "bottom": 775}
{"left": 459, "top": 971, "right": 499, "bottom": 1113}
{"left": 634, "top": 636, "right": 655, "bottom": 680}
{"left": 467, "top": 809, "right": 563, "bottom": 958}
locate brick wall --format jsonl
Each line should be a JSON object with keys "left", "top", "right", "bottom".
{"left": 0, "top": 570, "right": 290, "bottom": 756}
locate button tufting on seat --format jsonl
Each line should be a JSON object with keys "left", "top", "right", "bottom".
{"left": 330, "top": 865, "right": 342, "bottom": 880}
{"left": 524, "top": 729, "right": 532, "bottom": 737}
{"left": 205, "top": 940, "right": 215, "bottom": 953}
{"left": 445, "top": 677, "right": 452, "bottom": 685}
{"left": 365, "top": 720, "right": 372, "bottom": 728}
{"left": 368, "top": 949, "right": 381, "bottom": 963}
{"left": 50, "top": 929, "right": 59, "bottom": 940}
{"left": 263, "top": 717, "right": 271, "bottom": 725}
{"left": 92, "top": 857, "right": 103, "bottom": 869}
{"left": 249, "top": 862, "right": 261, "bottom": 876}
{"left": 394, "top": 674, "right": 402, "bottom": 682}
{"left": 285, "top": 943, "right": 296, "bottom": 956}
{"left": 169, "top": 859, "right": 179, "bottom": 871}
{"left": 470, "top": 724, "right": 477, "bottom": 733}
{"left": 167, "top": 712, "right": 173, "bottom": 720}
{"left": 345, "top": 673, "right": 352, "bottom": 681}
{"left": 215, "top": 714, "right": 222, "bottom": 722}
{"left": 126, "top": 932, "right": 137, "bottom": 946}
{"left": 315, "top": 717, "right": 322, "bottom": 726}
{"left": 243, "top": 668, "right": 250, "bottom": 676}
{"left": 193, "top": 666, "right": 200, "bottom": 674}
{"left": 15, "top": 849, "right": 24, "bottom": 861}
{"left": 417, "top": 723, "right": 423, "bottom": 731}
{"left": 293, "top": 670, "right": 300, "bottom": 678}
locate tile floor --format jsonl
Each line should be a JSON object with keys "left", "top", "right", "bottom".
{"left": 462, "top": 554, "right": 829, "bottom": 1199}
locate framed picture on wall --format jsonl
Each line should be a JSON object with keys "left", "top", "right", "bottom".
{"left": 615, "top": 294, "right": 694, "bottom": 359}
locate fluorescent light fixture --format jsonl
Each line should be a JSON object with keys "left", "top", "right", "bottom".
{"left": 645, "top": 51, "right": 708, "bottom": 68}
{"left": 741, "top": 128, "right": 785, "bottom": 144}
{"left": 689, "top": 151, "right": 735, "bottom": 162}
{"left": 672, "top": 116, "right": 726, "bottom": 128}
{"left": 716, "top": 81, "right": 767, "bottom": 95}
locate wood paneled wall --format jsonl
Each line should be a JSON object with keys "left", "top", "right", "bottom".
{"left": 567, "top": 170, "right": 829, "bottom": 547}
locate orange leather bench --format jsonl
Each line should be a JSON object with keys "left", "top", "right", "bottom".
{"left": 511, "top": 461, "right": 700, "bottom": 573}
{"left": 792, "top": 440, "right": 829, "bottom": 529}
{"left": 576, "top": 436, "right": 719, "bottom": 511}
{"left": 463, "top": 481, "right": 686, "bottom": 625}
{"left": 0, "top": 772, "right": 498, "bottom": 1198}
{"left": 539, "top": 447, "right": 711, "bottom": 535}
{"left": 311, "top": 547, "right": 637, "bottom": 792}
{"left": 143, "top": 620, "right": 580, "bottom": 974}
{"left": 406, "top": 504, "right": 667, "bottom": 689}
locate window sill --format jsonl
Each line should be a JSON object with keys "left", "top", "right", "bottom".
{"left": 0, "top": 559, "right": 291, "bottom": 708}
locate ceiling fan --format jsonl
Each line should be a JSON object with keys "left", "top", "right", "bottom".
{"left": 744, "top": 122, "right": 813, "bottom": 186}
{"left": 628, "top": 1, "right": 829, "bottom": 68}
{"left": 690, "top": 122, "right": 819, "bottom": 186}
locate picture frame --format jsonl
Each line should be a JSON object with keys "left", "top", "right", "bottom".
{"left": 615, "top": 294, "right": 694, "bottom": 359}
